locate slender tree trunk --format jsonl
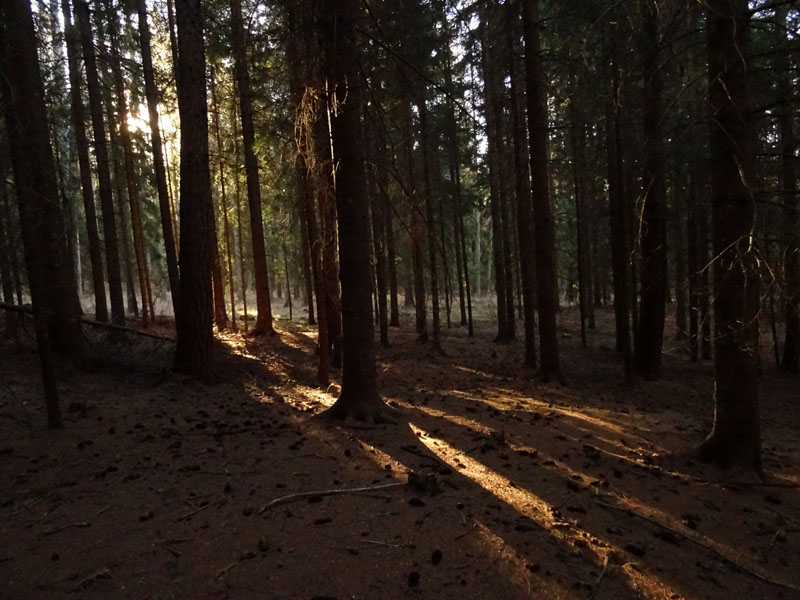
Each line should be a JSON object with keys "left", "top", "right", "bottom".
{"left": 317, "top": 124, "right": 343, "bottom": 367}
{"left": 444, "top": 46, "right": 468, "bottom": 329}
{"left": 635, "top": 1, "right": 668, "bottom": 380}
{"left": 523, "top": 0, "right": 561, "bottom": 381}
{"left": 210, "top": 68, "right": 238, "bottom": 330}
{"left": 570, "top": 91, "right": 587, "bottom": 349}
{"left": 75, "top": 0, "right": 125, "bottom": 325}
{"left": 696, "top": 0, "right": 760, "bottom": 470}
{"left": 209, "top": 180, "right": 228, "bottom": 330}
{"left": 673, "top": 179, "right": 688, "bottom": 340}
{"left": 230, "top": 0, "right": 273, "bottom": 335}
{"left": 298, "top": 187, "right": 315, "bottom": 325}
{"left": 0, "top": 164, "right": 15, "bottom": 333}
{"left": 776, "top": 7, "right": 799, "bottom": 371}
{"left": 369, "top": 132, "right": 390, "bottom": 347}
{"left": 419, "top": 98, "right": 441, "bottom": 352}
{"left": 173, "top": 0, "right": 214, "bottom": 375}
{"left": 319, "top": 0, "right": 394, "bottom": 423}
{"left": 62, "top": 0, "right": 107, "bottom": 322}
{"left": 386, "top": 199, "right": 400, "bottom": 326}
{"left": 107, "top": 4, "right": 153, "bottom": 325}
{"left": 136, "top": 0, "right": 180, "bottom": 315}
{"left": 688, "top": 168, "right": 699, "bottom": 362}
{"left": 480, "top": 7, "right": 510, "bottom": 342}
{"left": 507, "top": 4, "right": 536, "bottom": 365}
{"left": 698, "top": 193, "right": 712, "bottom": 360}
{"left": 231, "top": 92, "right": 248, "bottom": 331}
{"left": 401, "top": 96, "right": 427, "bottom": 341}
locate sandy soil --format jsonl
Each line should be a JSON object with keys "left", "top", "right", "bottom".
{"left": 1, "top": 302, "right": 798, "bottom": 600}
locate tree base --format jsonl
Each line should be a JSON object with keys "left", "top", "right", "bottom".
{"left": 693, "top": 435, "right": 763, "bottom": 478}
{"left": 317, "top": 395, "right": 400, "bottom": 425}
{"left": 246, "top": 325, "right": 276, "bottom": 338}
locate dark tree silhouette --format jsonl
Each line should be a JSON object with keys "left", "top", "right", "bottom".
{"left": 695, "top": 0, "right": 760, "bottom": 470}
{"left": 319, "top": 0, "right": 395, "bottom": 423}
{"left": 173, "top": 0, "right": 214, "bottom": 375}
{"left": 0, "top": 0, "right": 87, "bottom": 426}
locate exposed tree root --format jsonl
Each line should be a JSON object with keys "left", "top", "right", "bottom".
{"left": 317, "top": 397, "right": 400, "bottom": 424}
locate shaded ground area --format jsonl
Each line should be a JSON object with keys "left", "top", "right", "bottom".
{"left": 1, "top": 303, "right": 798, "bottom": 599}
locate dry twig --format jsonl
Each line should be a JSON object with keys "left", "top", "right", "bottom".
{"left": 259, "top": 481, "right": 405, "bottom": 513}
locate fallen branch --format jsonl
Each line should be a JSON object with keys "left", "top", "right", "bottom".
{"left": 79, "top": 318, "right": 175, "bottom": 341}
{"left": 0, "top": 303, "right": 175, "bottom": 342}
{"left": 592, "top": 499, "right": 800, "bottom": 593}
{"left": 259, "top": 481, "right": 406, "bottom": 513}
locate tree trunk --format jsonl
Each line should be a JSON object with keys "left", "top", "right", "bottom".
{"left": 673, "top": 179, "right": 688, "bottom": 341}
{"left": 419, "top": 98, "right": 441, "bottom": 352}
{"left": 210, "top": 67, "right": 238, "bottom": 330}
{"left": 369, "top": 132, "right": 390, "bottom": 348}
{"left": 0, "top": 0, "right": 86, "bottom": 425}
{"left": 209, "top": 181, "right": 228, "bottom": 330}
{"left": 386, "top": 198, "right": 400, "bottom": 326}
{"left": 507, "top": 2, "right": 536, "bottom": 366}
{"left": 318, "top": 0, "right": 394, "bottom": 423}
{"left": 75, "top": 0, "right": 125, "bottom": 326}
{"left": 696, "top": 0, "right": 760, "bottom": 471}
{"left": 106, "top": 3, "right": 153, "bottom": 325}
{"left": 776, "top": 7, "right": 799, "bottom": 372}
{"left": 522, "top": 0, "right": 561, "bottom": 381}
{"left": 479, "top": 7, "right": 510, "bottom": 342}
{"left": 61, "top": 0, "right": 107, "bottom": 322}
{"left": 0, "top": 164, "right": 16, "bottom": 334}
{"left": 401, "top": 96, "right": 427, "bottom": 342}
{"left": 136, "top": 0, "right": 180, "bottom": 316}
{"left": 635, "top": 2, "right": 668, "bottom": 380}
{"left": 173, "top": 0, "right": 214, "bottom": 376}
{"left": 231, "top": 92, "right": 249, "bottom": 331}
{"left": 230, "top": 0, "right": 273, "bottom": 335}
{"left": 688, "top": 168, "right": 700, "bottom": 362}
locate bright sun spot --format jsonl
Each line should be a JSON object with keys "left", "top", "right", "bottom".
{"left": 127, "top": 102, "right": 178, "bottom": 136}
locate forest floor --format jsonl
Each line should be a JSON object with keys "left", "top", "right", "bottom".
{"left": 1, "top": 300, "right": 799, "bottom": 600}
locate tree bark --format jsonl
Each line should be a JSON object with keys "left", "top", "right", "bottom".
{"left": 173, "top": 0, "right": 214, "bottom": 375}
{"left": 106, "top": 3, "right": 153, "bottom": 325}
{"left": 635, "top": 2, "right": 668, "bottom": 380}
{"left": 522, "top": 0, "right": 561, "bottom": 381}
{"left": 696, "top": 0, "right": 760, "bottom": 471}
{"left": 136, "top": 0, "right": 180, "bottom": 316}
{"left": 418, "top": 98, "right": 441, "bottom": 352}
{"left": 507, "top": 2, "right": 536, "bottom": 366}
{"left": 210, "top": 67, "right": 238, "bottom": 330}
{"left": 776, "top": 7, "right": 799, "bottom": 372}
{"left": 0, "top": 0, "right": 85, "bottom": 425}
{"left": 318, "top": 0, "right": 394, "bottom": 423}
{"left": 230, "top": 0, "right": 273, "bottom": 335}
{"left": 61, "top": 0, "right": 108, "bottom": 322}
{"left": 75, "top": 0, "right": 126, "bottom": 326}
{"left": 479, "top": 6, "right": 510, "bottom": 342}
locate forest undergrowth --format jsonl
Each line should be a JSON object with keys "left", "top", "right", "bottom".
{"left": 1, "top": 303, "right": 798, "bottom": 600}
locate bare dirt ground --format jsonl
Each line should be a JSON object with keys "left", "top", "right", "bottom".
{"left": 1, "top": 301, "right": 799, "bottom": 600}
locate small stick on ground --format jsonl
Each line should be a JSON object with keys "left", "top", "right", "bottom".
{"left": 589, "top": 556, "right": 610, "bottom": 600}
{"left": 259, "top": 481, "right": 406, "bottom": 513}
{"left": 69, "top": 566, "right": 113, "bottom": 593}
{"left": 174, "top": 500, "right": 223, "bottom": 522}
